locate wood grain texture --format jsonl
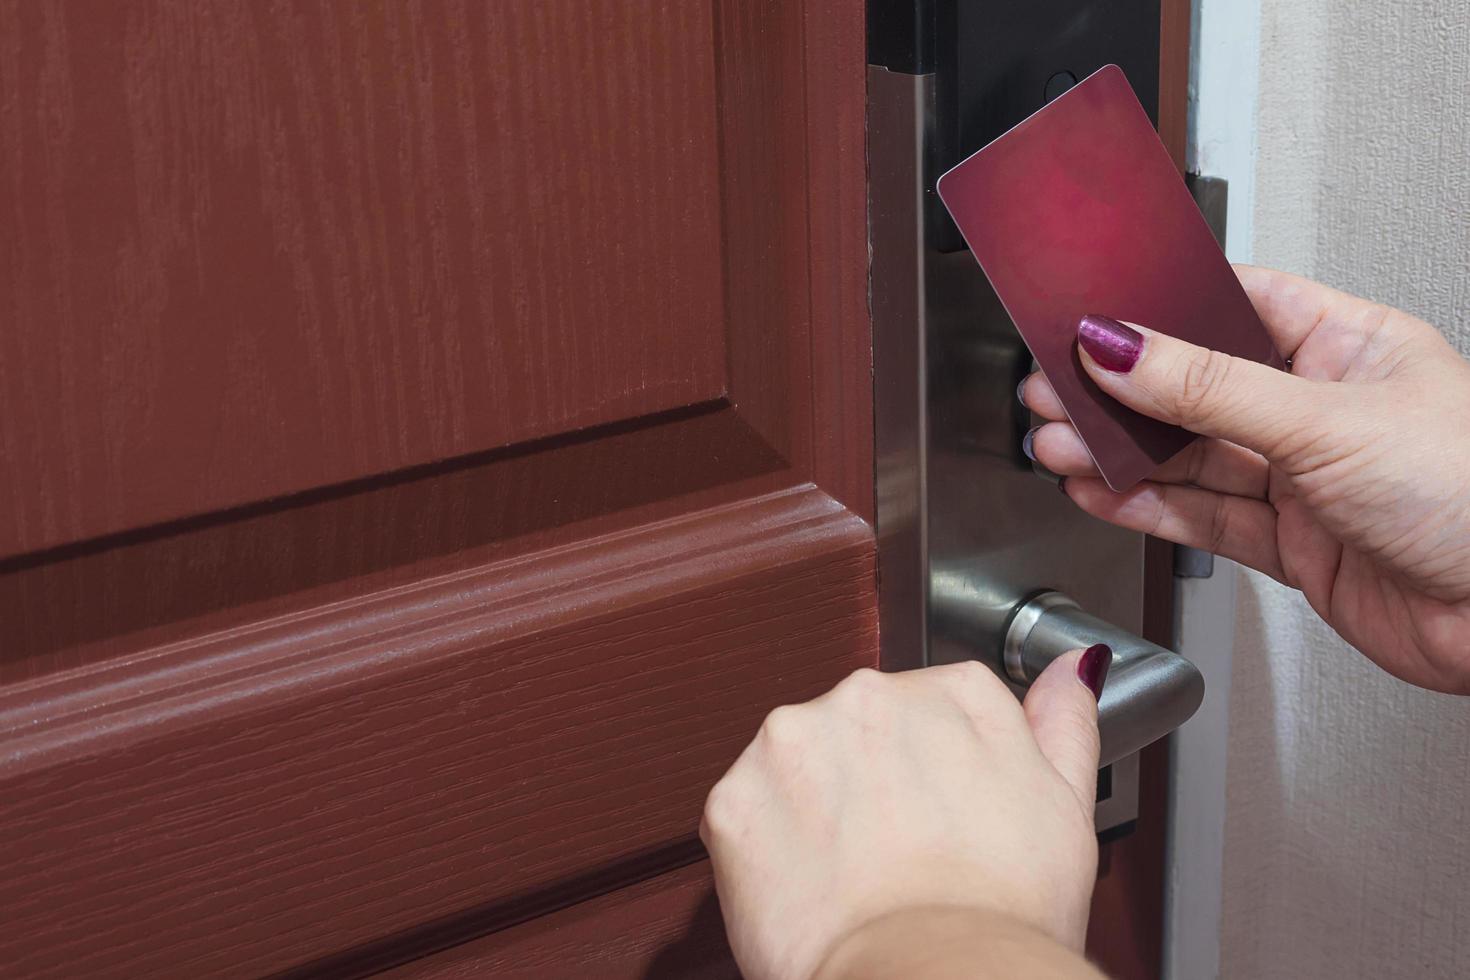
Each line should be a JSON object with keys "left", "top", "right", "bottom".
{"left": 0, "top": 0, "right": 875, "bottom": 973}
{"left": 802, "top": 0, "right": 875, "bottom": 523}
{"left": 708, "top": 0, "right": 873, "bottom": 523}
{"left": 1158, "top": 0, "right": 1192, "bottom": 172}
{"left": 381, "top": 862, "right": 737, "bottom": 979}
{"left": 0, "top": 0, "right": 728, "bottom": 558}
{"left": 0, "top": 403, "right": 790, "bottom": 684}
{"left": 714, "top": 0, "right": 807, "bottom": 465}
{"left": 0, "top": 0, "right": 879, "bottom": 686}
{"left": 0, "top": 489, "right": 875, "bottom": 978}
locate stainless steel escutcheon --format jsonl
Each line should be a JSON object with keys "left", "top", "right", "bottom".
{"left": 1004, "top": 591, "right": 1204, "bottom": 767}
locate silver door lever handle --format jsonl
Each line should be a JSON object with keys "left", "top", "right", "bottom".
{"left": 1004, "top": 592, "right": 1204, "bottom": 767}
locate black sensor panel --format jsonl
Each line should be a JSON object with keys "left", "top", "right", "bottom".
{"left": 869, "top": 0, "right": 1162, "bottom": 251}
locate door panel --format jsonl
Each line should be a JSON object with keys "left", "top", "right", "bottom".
{"left": 0, "top": 0, "right": 867, "bottom": 558}
{"left": 382, "top": 863, "right": 734, "bottom": 980}
{"left": 0, "top": 0, "right": 872, "bottom": 975}
{"left": 0, "top": 407, "right": 786, "bottom": 682}
{"left": 1, "top": 491, "right": 871, "bottom": 976}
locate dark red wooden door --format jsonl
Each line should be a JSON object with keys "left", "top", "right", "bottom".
{"left": 0, "top": 2, "right": 873, "bottom": 976}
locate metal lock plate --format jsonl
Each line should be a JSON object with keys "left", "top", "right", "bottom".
{"left": 867, "top": 0, "right": 1178, "bottom": 834}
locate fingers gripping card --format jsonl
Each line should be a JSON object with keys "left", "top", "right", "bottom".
{"left": 936, "top": 65, "right": 1282, "bottom": 492}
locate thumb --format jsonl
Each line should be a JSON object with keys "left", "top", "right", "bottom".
{"left": 1077, "top": 314, "right": 1329, "bottom": 458}
{"left": 1022, "top": 645, "right": 1110, "bottom": 809}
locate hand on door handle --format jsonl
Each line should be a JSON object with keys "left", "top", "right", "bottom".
{"left": 1004, "top": 591, "right": 1204, "bottom": 767}
{"left": 702, "top": 658, "right": 1110, "bottom": 980}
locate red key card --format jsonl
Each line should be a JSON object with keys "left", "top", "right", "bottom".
{"left": 936, "top": 64, "right": 1283, "bottom": 492}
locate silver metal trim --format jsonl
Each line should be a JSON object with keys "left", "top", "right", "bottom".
{"left": 1172, "top": 174, "right": 1232, "bottom": 581}
{"left": 868, "top": 65, "right": 934, "bottom": 672}
{"left": 1003, "top": 591, "right": 1078, "bottom": 683}
{"left": 867, "top": 65, "right": 1160, "bottom": 832}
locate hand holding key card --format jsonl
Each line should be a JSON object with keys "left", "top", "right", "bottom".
{"left": 936, "top": 65, "right": 1282, "bottom": 492}
{"left": 936, "top": 65, "right": 1470, "bottom": 693}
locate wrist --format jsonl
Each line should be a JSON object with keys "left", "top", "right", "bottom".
{"left": 812, "top": 905, "right": 1104, "bottom": 980}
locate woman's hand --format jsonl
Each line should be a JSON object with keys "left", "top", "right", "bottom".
{"left": 1021, "top": 265, "right": 1470, "bottom": 693}
{"left": 701, "top": 651, "right": 1112, "bottom": 980}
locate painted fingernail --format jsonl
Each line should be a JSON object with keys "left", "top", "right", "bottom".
{"left": 1077, "top": 315, "right": 1143, "bottom": 373}
{"left": 1016, "top": 375, "right": 1029, "bottom": 405}
{"left": 1021, "top": 426, "right": 1039, "bottom": 461}
{"left": 1077, "top": 643, "right": 1113, "bottom": 701}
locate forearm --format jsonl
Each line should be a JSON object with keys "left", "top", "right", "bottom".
{"left": 812, "top": 906, "right": 1104, "bottom": 980}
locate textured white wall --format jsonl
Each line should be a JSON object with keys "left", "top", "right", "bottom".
{"left": 1220, "top": 2, "right": 1470, "bottom": 977}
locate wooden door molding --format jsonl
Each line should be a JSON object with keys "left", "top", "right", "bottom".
{"left": 1157, "top": 0, "right": 1192, "bottom": 172}
{"left": 0, "top": 1, "right": 873, "bottom": 975}
{"left": 0, "top": 0, "right": 873, "bottom": 561}
{"left": 382, "top": 862, "right": 736, "bottom": 980}
{"left": 1, "top": 488, "right": 871, "bottom": 976}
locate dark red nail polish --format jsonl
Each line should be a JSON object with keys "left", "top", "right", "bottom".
{"left": 1077, "top": 643, "right": 1113, "bottom": 701}
{"left": 1077, "top": 315, "right": 1143, "bottom": 373}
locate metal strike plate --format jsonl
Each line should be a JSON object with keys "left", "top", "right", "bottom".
{"left": 868, "top": 0, "right": 1177, "bottom": 837}
{"left": 870, "top": 64, "right": 1149, "bottom": 833}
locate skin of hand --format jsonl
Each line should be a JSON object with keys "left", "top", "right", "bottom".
{"left": 810, "top": 906, "right": 1104, "bottom": 980}
{"left": 701, "top": 653, "right": 1110, "bottom": 980}
{"left": 1021, "top": 265, "right": 1470, "bottom": 693}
